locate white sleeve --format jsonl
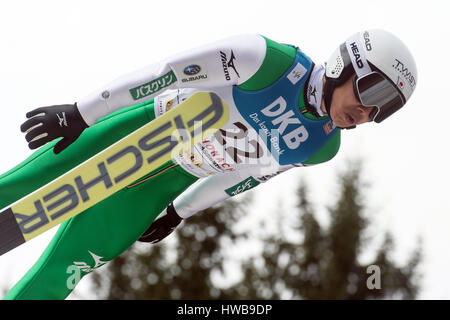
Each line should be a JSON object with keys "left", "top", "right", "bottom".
{"left": 173, "top": 164, "right": 298, "bottom": 219}
{"left": 76, "top": 34, "right": 267, "bottom": 126}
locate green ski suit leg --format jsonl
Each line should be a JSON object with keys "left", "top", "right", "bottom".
{"left": 1, "top": 99, "right": 198, "bottom": 300}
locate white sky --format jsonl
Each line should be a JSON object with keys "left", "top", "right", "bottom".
{"left": 0, "top": 0, "right": 449, "bottom": 299}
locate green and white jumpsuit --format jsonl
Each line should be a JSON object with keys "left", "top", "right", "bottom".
{"left": 1, "top": 34, "right": 341, "bottom": 299}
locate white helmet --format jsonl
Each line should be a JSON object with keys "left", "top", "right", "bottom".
{"left": 324, "top": 29, "right": 418, "bottom": 125}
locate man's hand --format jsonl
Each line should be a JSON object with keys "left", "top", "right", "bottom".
{"left": 20, "top": 103, "right": 89, "bottom": 154}
{"left": 139, "top": 203, "right": 182, "bottom": 244}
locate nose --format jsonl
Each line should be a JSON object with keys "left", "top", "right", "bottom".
{"left": 356, "top": 105, "right": 375, "bottom": 123}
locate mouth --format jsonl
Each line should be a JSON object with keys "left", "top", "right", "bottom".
{"left": 345, "top": 113, "right": 355, "bottom": 125}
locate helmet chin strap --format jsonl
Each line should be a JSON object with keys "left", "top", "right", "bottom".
{"left": 323, "top": 77, "right": 356, "bottom": 130}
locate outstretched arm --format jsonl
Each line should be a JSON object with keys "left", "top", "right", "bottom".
{"left": 76, "top": 34, "right": 267, "bottom": 126}
{"left": 22, "top": 34, "right": 267, "bottom": 154}
{"left": 138, "top": 164, "right": 297, "bottom": 243}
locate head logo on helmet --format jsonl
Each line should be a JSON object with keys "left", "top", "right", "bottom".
{"left": 323, "top": 29, "right": 418, "bottom": 126}
{"left": 350, "top": 42, "right": 364, "bottom": 69}
{"left": 363, "top": 31, "right": 372, "bottom": 51}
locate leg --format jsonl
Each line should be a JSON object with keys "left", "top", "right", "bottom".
{"left": 4, "top": 162, "right": 196, "bottom": 299}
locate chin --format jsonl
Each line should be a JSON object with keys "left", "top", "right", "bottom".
{"left": 330, "top": 112, "right": 344, "bottom": 127}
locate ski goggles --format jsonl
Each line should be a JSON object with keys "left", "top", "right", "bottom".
{"left": 352, "top": 71, "right": 405, "bottom": 123}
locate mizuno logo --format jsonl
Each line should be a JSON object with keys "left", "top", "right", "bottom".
{"left": 66, "top": 250, "right": 109, "bottom": 289}
{"left": 57, "top": 112, "right": 68, "bottom": 127}
{"left": 308, "top": 85, "right": 318, "bottom": 103}
{"left": 220, "top": 50, "right": 240, "bottom": 81}
{"left": 73, "top": 250, "right": 108, "bottom": 273}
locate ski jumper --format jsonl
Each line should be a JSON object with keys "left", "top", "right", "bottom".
{"left": 2, "top": 34, "right": 340, "bottom": 299}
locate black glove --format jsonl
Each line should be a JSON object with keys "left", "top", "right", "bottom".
{"left": 138, "top": 203, "right": 182, "bottom": 244}
{"left": 20, "top": 103, "right": 89, "bottom": 154}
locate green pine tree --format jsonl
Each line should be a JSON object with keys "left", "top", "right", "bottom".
{"left": 224, "top": 160, "right": 422, "bottom": 299}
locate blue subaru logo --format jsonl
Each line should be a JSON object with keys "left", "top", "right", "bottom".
{"left": 183, "top": 64, "right": 201, "bottom": 76}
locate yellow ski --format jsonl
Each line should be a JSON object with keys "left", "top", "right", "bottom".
{"left": 0, "top": 92, "right": 229, "bottom": 256}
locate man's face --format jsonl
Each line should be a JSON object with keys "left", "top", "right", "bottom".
{"left": 329, "top": 75, "right": 376, "bottom": 128}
